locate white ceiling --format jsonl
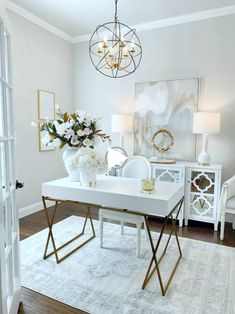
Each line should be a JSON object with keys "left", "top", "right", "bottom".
{"left": 9, "top": 0, "right": 235, "bottom": 37}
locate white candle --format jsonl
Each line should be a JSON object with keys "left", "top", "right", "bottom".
{"left": 123, "top": 47, "right": 128, "bottom": 57}
{"left": 97, "top": 42, "right": 103, "bottom": 53}
{"left": 130, "top": 41, "right": 135, "bottom": 53}
{"left": 109, "top": 47, "right": 114, "bottom": 57}
{"left": 103, "top": 36, "right": 108, "bottom": 48}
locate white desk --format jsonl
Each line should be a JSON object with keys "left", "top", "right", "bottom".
{"left": 42, "top": 176, "right": 184, "bottom": 216}
{"left": 42, "top": 175, "right": 184, "bottom": 296}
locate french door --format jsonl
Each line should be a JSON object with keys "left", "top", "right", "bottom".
{"left": 0, "top": 19, "right": 21, "bottom": 314}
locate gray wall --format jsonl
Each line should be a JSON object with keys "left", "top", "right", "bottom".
{"left": 72, "top": 15, "right": 235, "bottom": 182}
{"left": 9, "top": 12, "right": 72, "bottom": 209}
{"left": 7, "top": 11, "right": 235, "bottom": 209}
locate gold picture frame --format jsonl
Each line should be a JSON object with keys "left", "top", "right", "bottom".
{"left": 38, "top": 89, "right": 55, "bottom": 121}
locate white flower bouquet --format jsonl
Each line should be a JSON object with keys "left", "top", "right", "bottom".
{"left": 65, "top": 147, "right": 107, "bottom": 174}
{"left": 40, "top": 106, "right": 110, "bottom": 149}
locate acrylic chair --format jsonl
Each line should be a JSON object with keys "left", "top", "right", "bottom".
{"left": 99, "top": 156, "right": 151, "bottom": 257}
{"left": 220, "top": 175, "right": 235, "bottom": 240}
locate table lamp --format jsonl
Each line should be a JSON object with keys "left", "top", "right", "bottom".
{"left": 111, "top": 114, "right": 133, "bottom": 148}
{"left": 193, "top": 112, "right": 221, "bottom": 165}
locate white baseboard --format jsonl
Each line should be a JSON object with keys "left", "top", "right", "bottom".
{"left": 19, "top": 200, "right": 54, "bottom": 219}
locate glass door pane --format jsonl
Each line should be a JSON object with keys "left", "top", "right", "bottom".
{"left": 5, "top": 250, "right": 14, "bottom": 311}
{"left": 0, "top": 83, "right": 4, "bottom": 137}
{"left": 0, "top": 142, "right": 6, "bottom": 194}
{"left": 6, "top": 87, "right": 13, "bottom": 137}
{"left": 3, "top": 30, "right": 10, "bottom": 83}
{"left": 0, "top": 21, "right": 20, "bottom": 314}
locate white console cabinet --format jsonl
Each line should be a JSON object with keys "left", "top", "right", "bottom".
{"left": 152, "top": 163, "right": 185, "bottom": 227}
{"left": 151, "top": 161, "right": 222, "bottom": 230}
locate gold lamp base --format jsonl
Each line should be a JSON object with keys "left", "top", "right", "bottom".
{"left": 199, "top": 162, "right": 210, "bottom": 166}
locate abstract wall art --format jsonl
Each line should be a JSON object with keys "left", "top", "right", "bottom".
{"left": 134, "top": 78, "right": 199, "bottom": 160}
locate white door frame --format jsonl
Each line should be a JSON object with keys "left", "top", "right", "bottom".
{"left": 0, "top": 4, "right": 21, "bottom": 314}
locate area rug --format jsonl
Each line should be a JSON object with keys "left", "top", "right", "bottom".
{"left": 20, "top": 216, "right": 235, "bottom": 314}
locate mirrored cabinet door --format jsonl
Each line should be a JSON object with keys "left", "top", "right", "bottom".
{"left": 152, "top": 165, "right": 185, "bottom": 227}
{"left": 186, "top": 168, "right": 221, "bottom": 231}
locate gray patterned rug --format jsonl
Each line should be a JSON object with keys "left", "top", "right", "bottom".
{"left": 20, "top": 216, "right": 235, "bottom": 314}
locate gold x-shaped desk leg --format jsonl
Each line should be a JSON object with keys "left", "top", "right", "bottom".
{"left": 42, "top": 196, "right": 96, "bottom": 264}
{"left": 142, "top": 198, "right": 184, "bottom": 296}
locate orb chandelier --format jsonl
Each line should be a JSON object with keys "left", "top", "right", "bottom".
{"left": 89, "top": 0, "right": 142, "bottom": 78}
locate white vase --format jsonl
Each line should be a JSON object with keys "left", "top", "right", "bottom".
{"left": 63, "top": 147, "right": 80, "bottom": 182}
{"left": 68, "top": 170, "right": 80, "bottom": 182}
{"left": 63, "top": 147, "right": 78, "bottom": 163}
{"left": 80, "top": 170, "right": 96, "bottom": 187}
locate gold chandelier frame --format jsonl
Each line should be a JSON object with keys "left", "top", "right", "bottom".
{"left": 89, "top": 0, "right": 142, "bottom": 78}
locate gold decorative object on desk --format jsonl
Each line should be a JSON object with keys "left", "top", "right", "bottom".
{"left": 141, "top": 179, "right": 155, "bottom": 193}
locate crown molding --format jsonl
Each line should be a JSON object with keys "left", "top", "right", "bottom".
{"left": 133, "top": 4, "right": 235, "bottom": 33}
{"left": 73, "top": 4, "right": 235, "bottom": 44}
{"left": 3, "top": 1, "right": 235, "bottom": 44}
{"left": 71, "top": 33, "right": 91, "bottom": 44}
{"left": 4, "top": 0, "right": 73, "bottom": 42}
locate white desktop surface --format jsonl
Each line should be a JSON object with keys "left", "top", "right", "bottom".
{"left": 42, "top": 176, "right": 184, "bottom": 217}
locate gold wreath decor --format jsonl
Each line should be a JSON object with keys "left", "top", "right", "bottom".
{"left": 152, "top": 129, "right": 174, "bottom": 153}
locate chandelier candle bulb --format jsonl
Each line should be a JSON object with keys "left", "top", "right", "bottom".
{"left": 97, "top": 42, "right": 103, "bottom": 53}
{"left": 130, "top": 41, "right": 135, "bottom": 53}
{"left": 109, "top": 48, "right": 114, "bottom": 57}
{"left": 103, "top": 36, "right": 108, "bottom": 48}
{"left": 120, "top": 37, "right": 125, "bottom": 48}
{"left": 123, "top": 47, "right": 128, "bottom": 57}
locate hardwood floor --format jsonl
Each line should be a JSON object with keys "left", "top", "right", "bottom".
{"left": 18, "top": 288, "right": 87, "bottom": 314}
{"left": 19, "top": 202, "right": 235, "bottom": 314}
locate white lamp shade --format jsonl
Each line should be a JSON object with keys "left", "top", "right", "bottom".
{"left": 193, "top": 112, "right": 221, "bottom": 134}
{"left": 111, "top": 114, "right": 133, "bottom": 133}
